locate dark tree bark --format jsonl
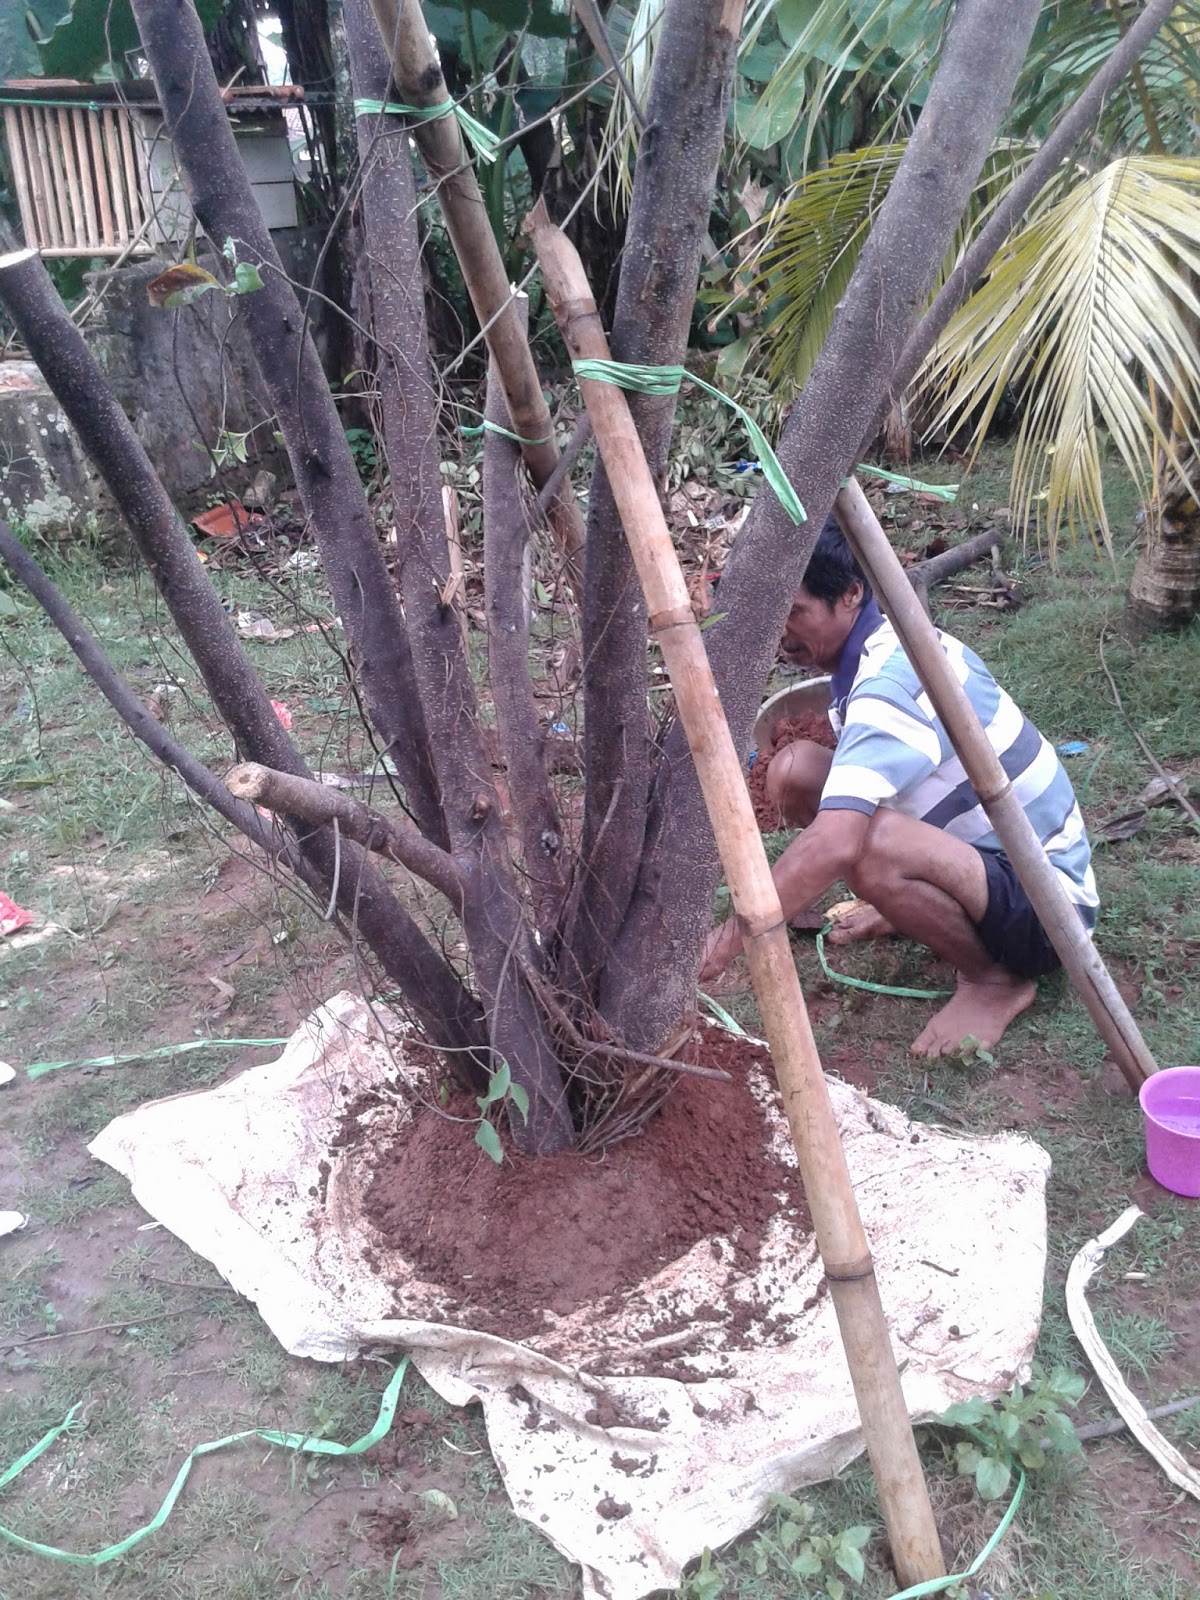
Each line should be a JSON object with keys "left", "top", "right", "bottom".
{"left": 604, "top": 0, "right": 1044, "bottom": 1048}
{"left": 481, "top": 341, "right": 568, "bottom": 929}
{"left": 344, "top": 0, "right": 573, "bottom": 1152}
{"left": 130, "top": 0, "right": 446, "bottom": 847}
{"left": 566, "top": 0, "right": 746, "bottom": 1002}
{"left": 0, "top": 246, "right": 487, "bottom": 1073}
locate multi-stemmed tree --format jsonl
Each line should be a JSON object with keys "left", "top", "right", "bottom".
{"left": 0, "top": 0, "right": 1171, "bottom": 1151}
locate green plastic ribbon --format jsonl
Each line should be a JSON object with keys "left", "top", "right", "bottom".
{"left": 571, "top": 359, "right": 806, "bottom": 526}
{"left": 0, "top": 1362, "right": 408, "bottom": 1566}
{"left": 816, "top": 926, "right": 954, "bottom": 1000}
{"left": 0, "top": 95, "right": 104, "bottom": 111}
{"left": 24, "top": 1038, "right": 288, "bottom": 1080}
{"left": 353, "top": 96, "right": 499, "bottom": 164}
{"left": 461, "top": 418, "right": 553, "bottom": 447}
{"left": 856, "top": 463, "right": 959, "bottom": 501}
{"left": 891, "top": 1469, "right": 1025, "bottom": 1599}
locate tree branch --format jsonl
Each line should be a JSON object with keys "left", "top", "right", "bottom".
{"left": 130, "top": 0, "right": 445, "bottom": 845}
{"left": 607, "top": 0, "right": 1043, "bottom": 1048}
{"left": 568, "top": 0, "right": 747, "bottom": 1000}
{"left": 482, "top": 320, "right": 568, "bottom": 926}
{"left": 0, "top": 247, "right": 486, "bottom": 1075}
{"left": 226, "top": 763, "right": 466, "bottom": 902}
{"left": 367, "top": 0, "right": 586, "bottom": 591}
{"left": 0, "top": 523, "right": 288, "bottom": 862}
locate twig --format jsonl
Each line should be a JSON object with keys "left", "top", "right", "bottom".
{"left": 520, "top": 958, "right": 729, "bottom": 1083}
{"left": 1069, "top": 1395, "right": 1200, "bottom": 1446}
{"left": 1098, "top": 627, "right": 1200, "bottom": 836}
{"left": 3, "top": 1310, "right": 186, "bottom": 1352}
{"left": 532, "top": 414, "right": 593, "bottom": 520}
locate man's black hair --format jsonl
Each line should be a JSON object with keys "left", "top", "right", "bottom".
{"left": 800, "top": 514, "right": 870, "bottom": 609}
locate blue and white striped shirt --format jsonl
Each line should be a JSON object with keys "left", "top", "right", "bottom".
{"left": 819, "top": 600, "right": 1099, "bottom": 922}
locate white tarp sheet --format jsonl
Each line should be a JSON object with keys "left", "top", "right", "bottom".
{"left": 91, "top": 992, "right": 1050, "bottom": 1600}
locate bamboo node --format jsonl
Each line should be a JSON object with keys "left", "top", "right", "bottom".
{"left": 824, "top": 1255, "right": 877, "bottom": 1284}
{"left": 648, "top": 605, "right": 697, "bottom": 635}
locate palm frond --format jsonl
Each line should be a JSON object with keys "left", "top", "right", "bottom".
{"left": 920, "top": 156, "right": 1200, "bottom": 557}
{"left": 743, "top": 140, "right": 1037, "bottom": 390}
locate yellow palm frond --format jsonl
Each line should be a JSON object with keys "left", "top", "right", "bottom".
{"left": 920, "top": 156, "right": 1200, "bottom": 557}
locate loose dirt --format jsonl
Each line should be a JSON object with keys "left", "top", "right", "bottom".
{"left": 355, "top": 1031, "right": 812, "bottom": 1338}
{"left": 749, "top": 708, "right": 838, "bottom": 830}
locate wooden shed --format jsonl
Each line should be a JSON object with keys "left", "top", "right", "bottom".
{"left": 0, "top": 80, "right": 302, "bottom": 256}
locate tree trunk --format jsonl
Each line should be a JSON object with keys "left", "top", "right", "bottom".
{"left": 605, "top": 0, "right": 1043, "bottom": 1050}
{"left": 567, "top": 0, "right": 746, "bottom": 1004}
{"left": 1125, "top": 454, "right": 1200, "bottom": 633}
{"left": 344, "top": 0, "right": 574, "bottom": 1152}
{"left": 131, "top": 0, "right": 446, "bottom": 847}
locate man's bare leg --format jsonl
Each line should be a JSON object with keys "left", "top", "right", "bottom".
{"left": 842, "top": 809, "right": 1036, "bottom": 1056}
{"left": 767, "top": 744, "right": 899, "bottom": 940}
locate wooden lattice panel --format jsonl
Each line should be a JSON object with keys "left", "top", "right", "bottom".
{"left": 2, "top": 101, "right": 151, "bottom": 256}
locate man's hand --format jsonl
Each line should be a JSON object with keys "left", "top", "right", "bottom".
{"left": 699, "top": 917, "right": 744, "bottom": 983}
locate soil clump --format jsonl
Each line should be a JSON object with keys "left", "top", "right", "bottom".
{"left": 353, "top": 1031, "right": 812, "bottom": 1339}
{"left": 749, "top": 708, "right": 837, "bottom": 830}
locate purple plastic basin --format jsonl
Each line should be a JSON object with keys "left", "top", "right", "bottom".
{"left": 1140, "top": 1066, "right": 1200, "bottom": 1198}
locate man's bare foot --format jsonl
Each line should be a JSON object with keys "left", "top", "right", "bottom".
{"left": 910, "top": 975, "right": 1036, "bottom": 1058}
{"left": 827, "top": 902, "right": 897, "bottom": 945}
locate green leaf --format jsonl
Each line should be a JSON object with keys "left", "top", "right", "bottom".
{"left": 735, "top": 89, "right": 805, "bottom": 151}
{"left": 508, "top": 1083, "right": 530, "bottom": 1124}
{"left": 0, "top": 590, "right": 22, "bottom": 617}
{"left": 791, "top": 1547, "right": 822, "bottom": 1576}
{"left": 34, "top": 0, "right": 220, "bottom": 79}
{"left": 825, "top": 1579, "right": 845, "bottom": 1600}
{"left": 955, "top": 1442, "right": 983, "bottom": 1476}
{"left": 1017, "top": 1439, "right": 1046, "bottom": 1470}
{"left": 975, "top": 1455, "right": 1012, "bottom": 1502}
{"left": 474, "top": 1118, "right": 504, "bottom": 1163}
{"left": 232, "top": 262, "right": 264, "bottom": 296}
{"left": 1049, "top": 1370, "right": 1087, "bottom": 1405}
{"left": 834, "top": 1543, "right": 865, "bottom": 1583}
{"left": 997, "top": 1409, "right": 1021, "bottom": 1441}
{"left": 478, "top": 1059, "right": 511, "bottom": 1107}
{"left": 842, "top": 1525, "right": 872, "bottom": 1550}
{"left": 941, "top": 1398, "right": 988, "bottom": 1427}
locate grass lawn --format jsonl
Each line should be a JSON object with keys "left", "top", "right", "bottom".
{"left": 1, "top": 445, "right": 1198, "bottom": 1599}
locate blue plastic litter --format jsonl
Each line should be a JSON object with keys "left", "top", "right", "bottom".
{"left": 747, "top": 749, "right": 758, "bottom": 769}
{"left": 1057, "top": 740, "right": 1090, "bottom": 757}
{"left": 550, "top": 721, "right": 571, "bottom": 736}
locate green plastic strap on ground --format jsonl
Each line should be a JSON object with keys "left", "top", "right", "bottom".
{"left": 461, "top": 418, "right": 553, "bottom": 447}
{"left": 0, "top": 1361, "right": 408, "bottom": 1567}
{"left": 24, "top": 1038, "right": 288, "bottom": 1080}
{"left": 571, "top": 359, "right": 806, "bottom": 525}
{"left": 352, "top": 96, "right": 499, "bottom": 164}
{"left": 855, "top": 463, "right": 959, "bottom": 501}
{"left": 696, "top": 990, "right": 749, "bottom": 1037}
{"left": 891, "top": 1469, "right": 1025, "bottom": 1599}
{"left": 816, "top": 927, "right": 954, "bottom": 1000}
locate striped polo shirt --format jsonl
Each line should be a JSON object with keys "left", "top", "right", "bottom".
{"left": 819, "top": 599, "right": 1099, "bottom": 923}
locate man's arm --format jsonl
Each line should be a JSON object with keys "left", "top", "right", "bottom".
{"left": 698, "top": 807, "right": 871, "bottom": 980}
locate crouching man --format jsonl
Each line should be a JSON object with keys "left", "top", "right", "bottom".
{"left": 700, "top": 518, "right": 1098, "bottom": 1057}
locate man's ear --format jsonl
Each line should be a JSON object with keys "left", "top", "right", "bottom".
{"left": 841, "top": 580, "right": 865, "bottom": 613}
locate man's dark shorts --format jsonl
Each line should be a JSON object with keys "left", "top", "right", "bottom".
{"left": 972, "top": 848, "right": 1093, "bottom": 980}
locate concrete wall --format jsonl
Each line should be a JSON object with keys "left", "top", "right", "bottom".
{"left": 0, "top": 228, "right": 341, "bottom": 527}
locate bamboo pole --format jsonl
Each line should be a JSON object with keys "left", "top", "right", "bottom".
{"left": 834, "top": 477, "right": 1158, "bottom": 1091}
{"left": 367, "top": 0, "right": 585, "bottom": 594}
{"left": 528, "top": 200, "right": 946, "bottom": 1590}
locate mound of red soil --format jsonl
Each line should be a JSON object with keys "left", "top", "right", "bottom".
{"left": 749, "top": 708, "right": 838, "bottom": 831}
{"left": 353, "top": 1031, "right": 811, "bottom": 1340}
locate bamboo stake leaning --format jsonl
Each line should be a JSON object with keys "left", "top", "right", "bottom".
{"left": 528, "top": 200, "right": 946, "bottom": 1591}
{"left": 834, "top": 477, "right": 1158, "bottom": 1092}
{"left": 367, "top": 0, "right": 585, "bottom": 594}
